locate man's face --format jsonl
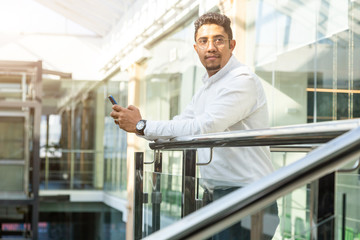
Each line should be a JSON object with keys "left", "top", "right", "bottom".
{"left": 194, "top": 24, "right": 236, "bottom": 77}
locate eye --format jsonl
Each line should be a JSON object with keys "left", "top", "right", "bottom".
{"left": 214, "top": 38, "right": 225, "bottom": 44}
{"left": 198, "top": 39, "right": 207, "bottom": 45}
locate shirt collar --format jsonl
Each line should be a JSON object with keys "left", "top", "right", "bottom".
{"left": 202, "top": 54, "right": 236, "bottom": 85}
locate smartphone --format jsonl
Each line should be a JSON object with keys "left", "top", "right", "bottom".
{"left": 108, "top": 95, "right": 118, "bottom": 105}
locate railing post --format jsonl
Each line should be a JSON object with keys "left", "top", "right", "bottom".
{"left": 342, "top": 193, "right": 346, "bottom": 240}
{"left": 70, "top": 151, "right": 75, "bottom": 189}
{"left": 182, "top": 149, "right": 196, "bottom": 217}
{"left": 134, "top": 152, "right": 144, "bottom": 240}
{"left": 152, "top": 151, "right": 162, "bottom": 233}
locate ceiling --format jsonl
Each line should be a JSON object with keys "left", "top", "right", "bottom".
{"left": 0, "top": 0, "right": 141, "bottom": 80}
{"left": 33, "top": 0, "right": 136, "bottom": 37}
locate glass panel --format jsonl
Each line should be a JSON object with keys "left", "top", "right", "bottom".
{"left": 196, "top": 177, "right": 349, "bottom": 240}
{"left": 207, "top": 190, "right": 281, "bottom": 240}
{"left": 253, "top": 0, "right": 360, "bottom": 126}
{"left": 0, "top": 114, "right": 27, "bottom": 195}
{"left": 272, "top": 151, "right": 308, "bottom": 169}
{"left": 336, "top": 162, "right": 360, "bottom": 239}
{"left": 103, "top": 79, "right": 128, "bottom": 198}
{"left": 139, "top": 150, "right": 360, "bottom": 240}
{"left": 254, "top": 0, "right": 317, "bottom": 126}
{"left": 142, "top": 15, "right": 205, "bottom": 123}
{"left": 142, "top": 151, "right": 184, "bottom": 237}
{"left": 38, "top": 75, "right": 129, "bottom": 196}
{"left": 136, "top": 147, "right": 360, "bottom": 240}
{"left": 198, "top": 181, "right": 320, "bottom": 240}
{"left": 0, "top": 116, "right": 25, "bottom": 160}
{"left": 0, "top": 165, "right": 24, "bottom": 192}
{"left": 194, "top": 170, "right": 312, "bottom": 239}
{"left": 143, "top": 171, "right": 183, "bottom": 236}
{"left": 139, "top": 149, "right": 315, "bottom": 238}
{"left": 40, "top": 150, "right": 103, "bottom": 190}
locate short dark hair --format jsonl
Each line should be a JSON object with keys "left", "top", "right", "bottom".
{"left": 194, "top": 12, "right": 233, "bottom": 41}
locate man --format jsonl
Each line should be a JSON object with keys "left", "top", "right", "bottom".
{"left": 111, "top": 12, "right": 278, "bottom": 239}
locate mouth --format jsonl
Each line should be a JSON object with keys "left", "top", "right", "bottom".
{"left": 205, "top": 55, "right": 220, "bottom": 60}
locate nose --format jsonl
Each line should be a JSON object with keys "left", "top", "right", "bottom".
{"left": 206, "top": 39, "right": 217, "bottom": 51}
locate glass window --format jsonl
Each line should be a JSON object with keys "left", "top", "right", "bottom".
{"left": 142, "top": 16, "right": 205, "bottom": 121}
{"left": 103, "top": 73, "right": 129, "bottom": 198}
{"left": 250, "top": 0, "right": 360, "bottom": 238}
{"left": 252, "top": 0, "right": 358, "bottom": 126}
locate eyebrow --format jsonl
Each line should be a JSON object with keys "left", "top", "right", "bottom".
{"left": 197, "top": 34, "right": 226, "bottom": 40}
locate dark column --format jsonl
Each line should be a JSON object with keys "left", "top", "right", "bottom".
{"left": 134, "top": 152, "right": 144, "bottom": 240}
{"left": 152, "top": 152, "right": 162, "bottom": 232}
{"left": 317, "top": 173, "right": 335, "bottom": 239}
{"left": 182, "top": 149, "right": 196, "bottom": 217}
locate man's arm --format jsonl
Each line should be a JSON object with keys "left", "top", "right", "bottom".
{"left": 144, "top": 76, "right": 258, "bottom": 140}
{"left": 110, "top": 75, "right": 259, "bottom": 140}
{"left": 110, "top": 93, "right": 197, "bottom": 136}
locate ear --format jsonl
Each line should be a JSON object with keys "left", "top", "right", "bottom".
{"left": 229, "top": 39, "right": 236, "bottom": 51}
{"left": 194, "top": 43, "right": 199, "bottom": 54}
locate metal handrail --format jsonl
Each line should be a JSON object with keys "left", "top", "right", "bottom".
{"left": 144, "top": 121, "right": 360, "bottom": 240}
{"left": 337, "top": 158, "right": 360, "bottom": 172}
{"left": 149, "top": 119, "right": 360, "bottom": 150}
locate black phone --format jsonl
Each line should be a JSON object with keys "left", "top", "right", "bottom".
{"left": 108, "top": 95, "right": 118, "bottom": 105}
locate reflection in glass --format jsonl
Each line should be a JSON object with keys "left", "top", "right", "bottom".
{"left": 253, "top": 0, "right": 359, "bottom": 126}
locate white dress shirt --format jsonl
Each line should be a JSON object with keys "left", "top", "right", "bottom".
{"left": 144, "top": 55, "right": 274, "bottom": 189}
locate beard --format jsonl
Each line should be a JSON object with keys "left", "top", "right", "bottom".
{"left": 205, "top": 65, "right": 221, "bottom": 71}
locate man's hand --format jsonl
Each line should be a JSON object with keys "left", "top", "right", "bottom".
{"left": 110, "top": 105, "right": 142, "bottom": 133}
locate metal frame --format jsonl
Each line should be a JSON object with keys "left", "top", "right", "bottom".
{"left": 134, "top": 152, "right": 144, "bottom": 240}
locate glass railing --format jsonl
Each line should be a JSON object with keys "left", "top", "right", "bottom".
{"left": 139, "top": 152, "right": 311, "bottom": 240}
{"left": 40, "top": 148, "right": 101, "bottom": 190}
{"left": 40, "top": 147, "right": 127, "bottom": 194}
{"left": 103, "top": 148, "right": 128, "bottom": 199}
{"left": 335, "top": 172, "right": 360, "bottom": 239}
{"left": 142, "top": 171, "right": 183, "bottom": 235}
{"left": 132, "top": 119, "right": 360, "bottom": 240}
